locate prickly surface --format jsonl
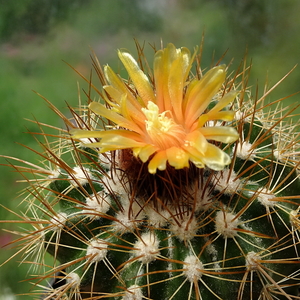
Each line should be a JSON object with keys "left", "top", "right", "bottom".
{"left": 38, "top": 112, "right": 300, "bottom": 300}
{"left": 2, "top": 48, "right": 300, "bottom": 300}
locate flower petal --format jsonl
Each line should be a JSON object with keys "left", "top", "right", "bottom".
{"left": 87, "top": 135, "right": 145, "bottom": 152}
{"left": 118, "top": 50, "right": 156, "bottom": 106}
{"left": 168, "top": 55, "right": 185, "bottom": 123}
{"left": 166, "top": 147, "right": 189, "bottom": 169}
{"left": 183, "top": 146, "right": 205, "bottom": 169}
{"left": 200, "top": 127, "right": 239, "bottom": 143}
{"left": 184, "top": 65, "right": 226, "bottom": 127}
{"left": 208, "top": 91, "right": 238, "bottom": 114}
{"left": 119, "top": 93, "right": 145, "bottom": 126}
{"left": 71, "top": 128, "right": 144, "bottom": 143}
{"left": 153, "top": 49, "right": 167, "bottom": 111}
{"left": 134, "top": 144, "right": 158, "bottom": 163}
{"left": 89, "top": 102, "right": 142, "bottom": 133}
{"left": 185, "top": 130, "right": 209, "bottom": 155}
{"left": 104, "top": 65, "right": 141, "bottom": 109}
{"left": 202, "top": 143, "right": 232, "bottom": 170}
{"left": 205, "top": 111, "right": 235, "bottom": 122}
{"left": 148, "top": 151, "right": 167, "bottom": 174}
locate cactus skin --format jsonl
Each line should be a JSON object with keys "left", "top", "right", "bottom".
{"left": 43, "top": 128, "right": 300, "bottom": 300}
{"left": 2, "top": 44, "right": 300, "bottom": 300}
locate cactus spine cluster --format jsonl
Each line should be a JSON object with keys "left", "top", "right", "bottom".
{"left": 2, "top": 42, "right": 300, "bottom": 300}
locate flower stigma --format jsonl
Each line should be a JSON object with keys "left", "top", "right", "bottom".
{"left": 142, "top": 101, "right": 186, "bottom": 150}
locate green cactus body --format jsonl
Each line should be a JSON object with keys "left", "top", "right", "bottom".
{"left": 42, "top": 126, "right": 300, "bottom": 300}
{"left": 2, "top": 43, "right": 300, "bottom": 300}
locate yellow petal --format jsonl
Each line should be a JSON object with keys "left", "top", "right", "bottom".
{"left": 119, "top": 93, "right": 146, "bottom": 127}
{"left": 104, "top": 65, "right": 139, "bottom": 108}
{"left": 154, "top": 44, "right": 173, "bottom": 112}
{"left": 154, "top": 44, "right": 192, "bottom": 113}
{"left": 89, "top": 102, "right": 142, "bottom": 133}
{"left": 181, "top": 47, "right": 194, "bottom": 80}
{"left": 195, "top": 114, "right": 209, "bottom": 129}
{"left": 118, "top": 50, "right": 156, "bottom": 106}
{"left": 184, "top": 65, "right": 226, "bottom": 128}
{"left": 208, "top": 91, "right": 238, "bottom": 114}
{"left": 166, "top": 147, "right": 189, "bottom": 169}
{"left": 183, "top": 79, "right": 199, "bottom": 109}
{"left": 153, "top": 49, "right": 166, "bottom": 111}
{"left": 103, "top": 85, "right": 122, "bottom": 105}
{"left": 194, "top": 111, "right": 235, "bottom": 130}
{"left": 135, "top": 144, "right": 158, "bottom": 162}
{"left": 202, "top": 143, "right": 231, "bottom": 170}
{"left": 185, "top": 130, "right": 209, "bottom": 155}
{"left": 206, "top": 111, "right": 235, "bottom": 122}
{"left": 183, "top": 146, "right": 205, "bottom": 169}
{"left": 168, "top": 55, "right": 185, "bottom": 123}
{"left": 148, "top": 151, "right": 167, "bottom": 174}
{"left": 200, "top": 127, "right": 239, "bottom": 143}
{"left": 165, "top": 46, "right": 192, "bottom": 122}
{"left": 71, "top": 128, "right": 143, "bottom": 142}
{"left": 97, "top": 135, "right": 145, "bottom": 152}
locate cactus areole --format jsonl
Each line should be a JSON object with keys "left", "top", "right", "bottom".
{"left": 2, "top": 42, "right": 300, "bottom": 300}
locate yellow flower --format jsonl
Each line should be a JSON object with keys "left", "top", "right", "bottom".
{"left": 72, "top": 44, "right": 239, "bottom": 174}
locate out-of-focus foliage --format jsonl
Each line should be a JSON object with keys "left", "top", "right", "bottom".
{"left": 0, "top": 0, "right": 90, "bottom": 41}
{"left": 0, "top": 0, "right": 162, "bottom": 42}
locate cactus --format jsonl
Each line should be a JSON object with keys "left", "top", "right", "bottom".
{"left": 2, "top": 42, "right": 300, "bottom": 300}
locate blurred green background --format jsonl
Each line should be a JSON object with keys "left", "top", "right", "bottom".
{"left": 0, "top": 0, "right": 299, "bottom": 298}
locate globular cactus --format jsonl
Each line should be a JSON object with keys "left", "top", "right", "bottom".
{"left": 2, "top": 42, "right": 300, "bottom": 300}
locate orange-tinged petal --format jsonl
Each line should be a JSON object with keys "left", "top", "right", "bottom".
{"left": 168, "top": 46, "right": 192, "bottom": 116}
{"left": 103, "top": 87, "right": 145, "bottom": 124}
{"left": 200, "top": 127, "right": 239, "bottom": 143}
{"left": 118, "top": 50, "right": 156, "bottom": 106}
{"left": 184, "top": 65, "right": 226, "bottom": 127}
{"left": 119, "top": 93, "right": 145, "bottom": 127}
{"left": 185, "top": 130, "right": 209, "bottom": 155}
{"left": 168, "top": 55, "right": 185, "bottom": 123}
{"left": 154, "top": 44, "right": 176, "bottom": 112}
{"left": 166, "top": 147, "right": 189, "bottom": 169}
{"left": 148, "top": 151, "right": 167, "bottom": 174}
{"left": 153, "top": 49, "right": 166, "bottom": 111}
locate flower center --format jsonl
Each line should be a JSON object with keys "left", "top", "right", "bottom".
{"left": 142, "top": 101, "right": 186, "bottom": 149}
